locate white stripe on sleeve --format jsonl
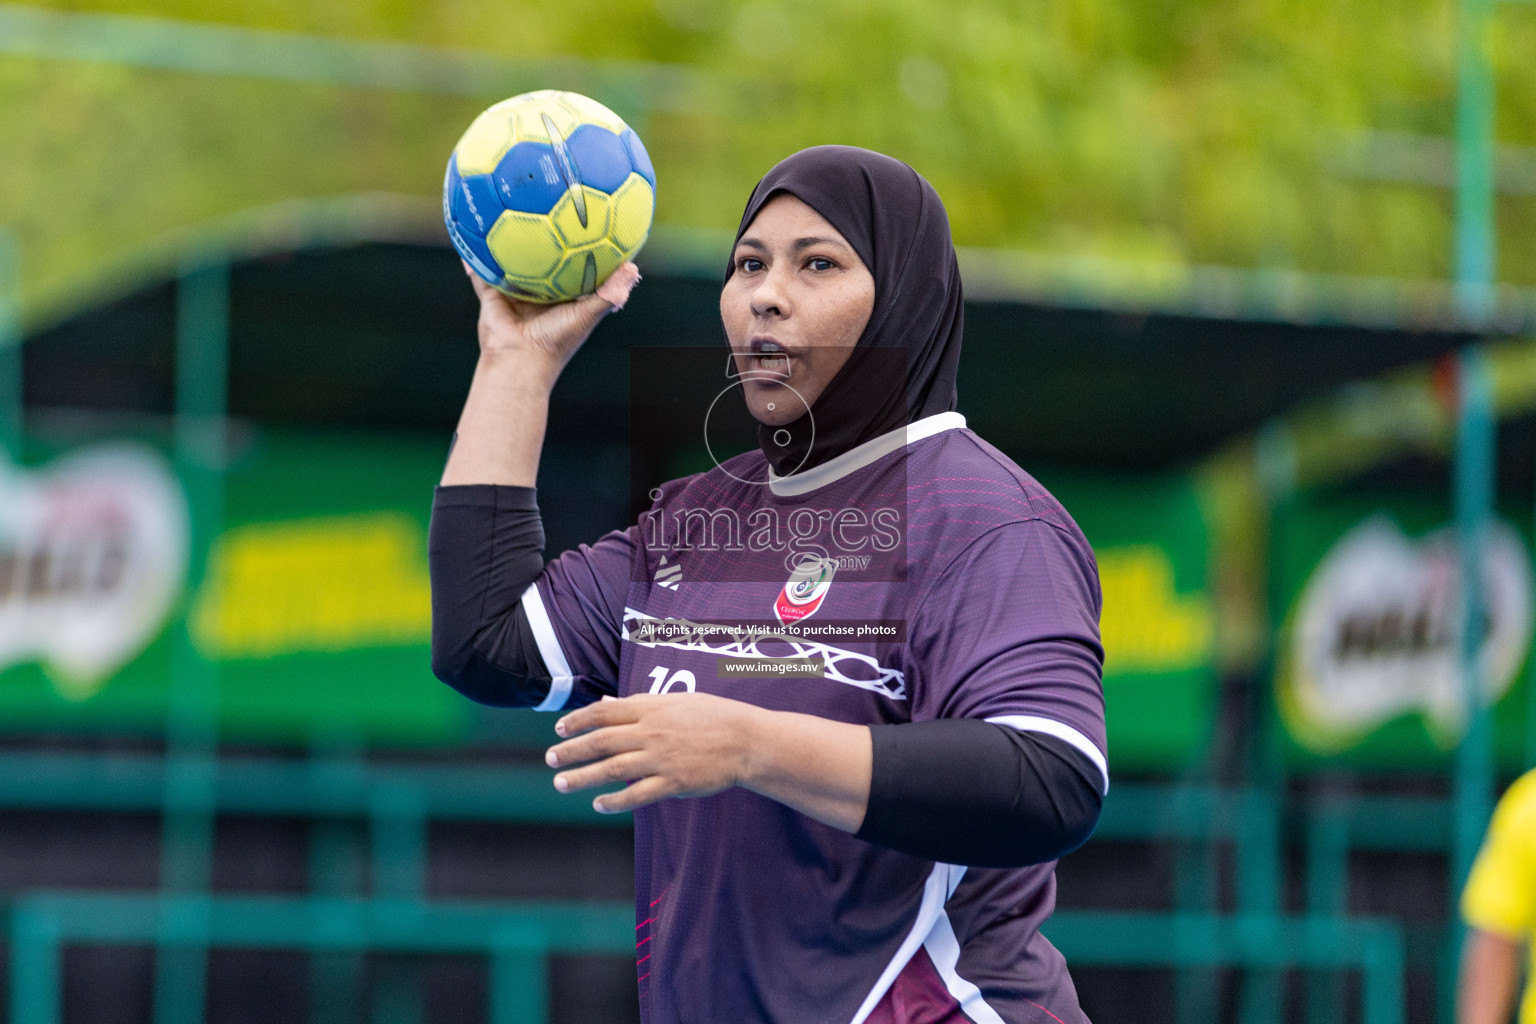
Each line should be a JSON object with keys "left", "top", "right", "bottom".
{"left": 520, "top": 581, "right": 574, "bottom": 713}
{"left": 985, "top": 714, "right": 1109, "bottom": 796}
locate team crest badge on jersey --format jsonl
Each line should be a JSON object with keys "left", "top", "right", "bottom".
{"left": 774, "top": 555, "right": 836, "bottom": 626}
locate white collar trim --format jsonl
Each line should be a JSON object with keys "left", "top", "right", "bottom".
{"left": 767, "top": 411, "right": 967, "bottom": 497}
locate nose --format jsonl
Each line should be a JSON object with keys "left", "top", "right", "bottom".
{"left": 750, "top": 262, "right": 792, "bottom": 320}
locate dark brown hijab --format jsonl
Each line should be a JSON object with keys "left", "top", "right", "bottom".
{"left": 724, "top": 146, "right": 964, "bottom": 477}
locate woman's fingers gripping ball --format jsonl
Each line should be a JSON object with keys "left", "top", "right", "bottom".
{"left": 462, "top": 260, "right": 641, "bottom": 375}
{"left": 544, "top": 692, "right": 760, "bottom": 814}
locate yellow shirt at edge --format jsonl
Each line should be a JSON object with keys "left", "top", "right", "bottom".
{"left": 1463, "top": 767, "right": 1536, "bottom": 1024}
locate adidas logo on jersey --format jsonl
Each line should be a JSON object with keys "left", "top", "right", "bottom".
{"left": 654, "top": 556, "right": 682, "bottom": 591}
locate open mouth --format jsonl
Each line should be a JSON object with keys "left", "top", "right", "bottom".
{"left": 747, "top": 338, "right": 792, "bottom": 379}
{"left": 755, "top": 352, "right": 790, "bottom": 376}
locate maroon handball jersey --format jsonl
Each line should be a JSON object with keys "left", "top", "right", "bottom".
{"left": 519, "top": 412, "right": 1106, "bottom": 1024}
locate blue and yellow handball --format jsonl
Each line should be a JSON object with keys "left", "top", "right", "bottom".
{"left": 443, "top": 90, "right": 655, "bottom": 303}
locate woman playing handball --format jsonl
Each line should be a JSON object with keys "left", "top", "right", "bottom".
{"left": 430, "top": 146, "right": 1107, "bottom": 1023}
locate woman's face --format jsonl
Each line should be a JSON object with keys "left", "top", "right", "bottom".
{"left": 721, "top": 194, "right": 875, "bottom": 427}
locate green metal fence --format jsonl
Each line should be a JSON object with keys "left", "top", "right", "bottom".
{"left": 0, "top": 756, "right": 1410, "bottom": 1024}
{"left": 9, "top": 892, "right": 634, "bottom": 1024}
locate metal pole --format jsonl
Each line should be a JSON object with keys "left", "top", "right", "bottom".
{"left": 156, "top": 258, "right": 230, "bottom": 1024}
{"left": 10, "top": 903, "right": 62, "bottom": 1024}
{"left": 1454, "top": 0, "right": 1497, "bottom": 323}
{"left": 1241, "top": 421, "right": 1294, "bottom": 1024}
{"left": 1528, "top": 442, "right": 1536, "bottom": 770}
{"left": 1305, "top": 810, "right": 1351, "bottom": 1024}
{"left": 490, "top": 922, "right": 548, "bottom": 1024}
{"left": 308, "top": 735, "right": 366, "bottom": 1024}
{"left": 0, "top": 229, "right": 20, "bottom": 462}
{"left": 1450, "top": 347, "right": 1496, "bottom": 1015}
{"left": 1447, "top": 0, "right": 1501, "bottom": 1008}
{"left": 370, "top": 785, "right": 428, "bottom": 1024}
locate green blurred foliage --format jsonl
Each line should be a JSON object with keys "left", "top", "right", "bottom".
{"left": 1, "top": 0, "right": 1534, "bottom": 319}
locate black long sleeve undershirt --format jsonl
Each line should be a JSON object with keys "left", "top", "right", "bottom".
{"left": 428, "top": 482, "right": 1103, "bottom": 868}
{"left": 855, "top": 719, "right": 1102, "bottom": 867}
{"left": 428, "top": 483, "right": 551, "bottom": 706}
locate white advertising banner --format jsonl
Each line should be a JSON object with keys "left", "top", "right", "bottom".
{"left": 0, "top": 444, "right": 189, "bottom": 699}
{"left": 1281, "top": 514, "right": 1533, "bottom": 752}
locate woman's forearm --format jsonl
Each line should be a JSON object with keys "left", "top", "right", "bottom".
{"left": 1458, "top": 928, "right": 1522, "bottom": 1024}
{"left": 546, "top": 696, "right": 1101, "bottom": 866}
{"left": 738, "top": 708, "right": 872, "bottom": 833}
{"left": 441, "top": 261, "right": 638, "bottom": 487}
{"left": 440, "top": 352, "right": 558, "bottom": 487}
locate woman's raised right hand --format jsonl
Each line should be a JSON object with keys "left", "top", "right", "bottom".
{"left": 465, "top": 260, "right": 641, "bottom": 381}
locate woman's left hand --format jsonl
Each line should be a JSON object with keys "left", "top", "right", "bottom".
{"left": 545, "top": 693, "right": 763, "bottom": 814}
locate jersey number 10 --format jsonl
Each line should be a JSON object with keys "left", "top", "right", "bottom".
{"left": 647, "top": 665, "right": 697, "bottom": 694}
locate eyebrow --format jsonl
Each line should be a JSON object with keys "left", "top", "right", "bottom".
{"left": 735, "top": 235, "right": 853, "bottom": 254}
